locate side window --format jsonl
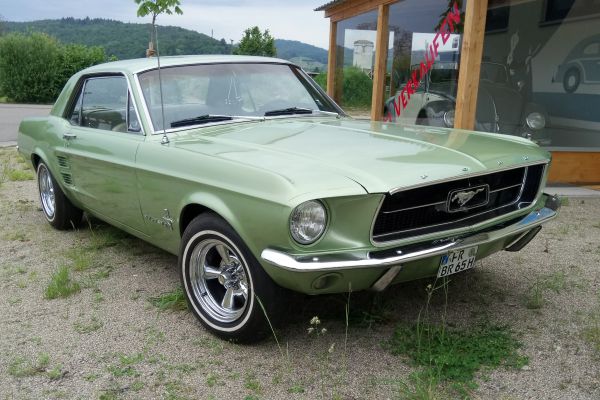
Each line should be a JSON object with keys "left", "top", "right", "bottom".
{"left": 127, "top": 93, "right": 141, "bottom": 132}
{"left": 81, "top": 76, "right": 127, "bottom": 132}
{"left": 69, "top": 88, "right": 83, "bottom": 125}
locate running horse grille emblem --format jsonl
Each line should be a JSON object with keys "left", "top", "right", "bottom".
{"left": 447, "top": 184, "right": 490, "bottom": 212}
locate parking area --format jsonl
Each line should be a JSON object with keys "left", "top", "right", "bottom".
{"left": 0, "top": 146, "right": 599, "bottom": 399}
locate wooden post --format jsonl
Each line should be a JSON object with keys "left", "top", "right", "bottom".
{"left": 371, "top": 4, "right": 390, "bottom": 121}
{"left": 454, "top": 0, "right": 488, "bottom": 130}
{"left": 327, "top": 20, "right": 338, "bottom": 100}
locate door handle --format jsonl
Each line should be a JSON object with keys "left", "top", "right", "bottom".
{"left": 63, "top": 133, "right": 77, "bottom": 140}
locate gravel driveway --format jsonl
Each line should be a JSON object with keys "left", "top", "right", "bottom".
{"left": 1, "top": 146, "right": 599, "bottom": 399}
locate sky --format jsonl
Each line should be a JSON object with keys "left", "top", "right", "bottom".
{"left": 1, "top": 0, "right": 332, "bottom": 49}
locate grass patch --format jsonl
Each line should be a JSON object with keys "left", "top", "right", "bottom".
{"left": 8, "top": 353, "right": 51, "bottom": 377}
{"left": 6, "top": 169, "right": 34, "bottom": 181}
{"left": 560, "top": 196, "right": 570, "bottom": 206}
{"left": 45, "top": 266, "right": 80, "bottom": 299}
{"left": 389, "top": 323, "right": 527, "bottom": 392}
{"left": 74, "top": 315, "right": 103, "bottom": 334}
{"left": 525, "top": 272, "right": 567, "bottom": 309}
{"left": 65, "top": 248, "right": 94, "bottom": 271}
{"left": 583, "top": 326, "right": 600, "bottom": 353}
{"left": 149, "top": 288, "right": 188, "bottom": 311}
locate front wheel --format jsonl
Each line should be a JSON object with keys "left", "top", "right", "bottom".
{"left": 36, "top": 161, "right": 82, "bottom": 230}
{"left": 179, "top": 214, "right": 282, "bottom": 342}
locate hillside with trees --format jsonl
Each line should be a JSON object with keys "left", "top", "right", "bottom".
{"left": 4, "top": 19, "right": 329, "bottom": 70}
{"left": 5, "top": 18, "right": 231, "bottom": 59}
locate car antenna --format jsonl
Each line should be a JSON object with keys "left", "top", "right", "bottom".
{"left": 154, "top": 24, "right": 169, "bottom": 145}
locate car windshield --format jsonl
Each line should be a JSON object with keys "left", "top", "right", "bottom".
{"left": 138, "top": 63, "right": 339, "bottom": 131}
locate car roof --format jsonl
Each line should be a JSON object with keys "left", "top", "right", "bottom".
{"left": 80, "top": 55, "right": 295, "bottom": 75}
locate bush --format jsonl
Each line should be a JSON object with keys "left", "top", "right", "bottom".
{"left": 0, "top": 32, "right": 107, "bottom": 103}
{"left": 312, "top": 66, "right": 373, "bottom": 108}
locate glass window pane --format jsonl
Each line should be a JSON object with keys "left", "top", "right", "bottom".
{"left": 334, "top": 9, "right": 379, "bottom": 118}
{"left": 481, "top": 0, "right": 600, "bottom": 149}
{"left": 81, "top": 76, "right": 128, "bottom": 132}
{"left": 385, "top": 0, "right": 464, "bottom": 126}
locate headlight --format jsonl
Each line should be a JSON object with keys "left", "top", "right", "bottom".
{"left": 290, "top": 200, "right": 327, "bottom": 245}
{"left": 443, "top": 110, "right": 455, "bottom": 128}
{"left": 526, "top": 112, "right": 545, "bottom": 130}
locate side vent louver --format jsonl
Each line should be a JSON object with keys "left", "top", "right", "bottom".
{"left": 56, "top": 156, "right": 73, "bottom": 185}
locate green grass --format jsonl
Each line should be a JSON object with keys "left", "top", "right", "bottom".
{"left": 149, "top": 288, "right": 188, "bottom": 311}
{"left": 6, "top": 169, "right": 34, "bottom": 181}
{"left": 388, "top": 323, "right": 527, "bottom": 391}
{"left": 526, "top": 272, "right": 567, "bottom": 309}
{"left": 583, "top": 326, "right": 600, "bottom": 353}
{"left": 560, "top": 196, "right": 570, "bottom": 206}
{"left": 8, "top": 353, "right": 50, "bottom": 377}
{"left": 44, "top": 266, "right": 80, "bottom": 299}
{"left": 74, "top": 316, "right": 103, "bottom": 334}
{"left": 65, "top": 248, "right": 94, "bottom": 271}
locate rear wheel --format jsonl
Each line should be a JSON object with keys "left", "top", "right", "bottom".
{"left": 36, "top": 161, "right": 82, "bottom": 230}
{"left": 179, "top": 214, "right": 282, "bottom": 342}
{"left": 563, "top": 68, "right": 580, "bottom": 93}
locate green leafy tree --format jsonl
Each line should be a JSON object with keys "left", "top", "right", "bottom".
{"left": 0, "top": 32, "right": 107, "bottom": 103}
{"left": 134, "top": 0, "right": 183, "bottom": 56}
{"left": 313, "top": 67, "right": 372, "bottom": 108}
{"left": 233, "top": 26, "right": 276, "bottom": 57}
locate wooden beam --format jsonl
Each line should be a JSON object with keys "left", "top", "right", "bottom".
{"left": 327, "top": 20, "right": 337, "bottom": 99}
{"left": 371, "top": 4, "right": 389, "bottom": 121}
{"left": 548, "top": 152, "right": 600, "bottom": 184}
{"left": 454, "top": 0, "right": 488, "bottom": 131}
{"left": 325, "top": 0, "right": 396, "bottom": 22}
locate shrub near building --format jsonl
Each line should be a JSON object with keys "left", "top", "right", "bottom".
{"left": 0, "top": 32, "right": 108, "bottom": 103}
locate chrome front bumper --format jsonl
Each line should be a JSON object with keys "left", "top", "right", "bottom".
{"left": 261, "top": 194, "right": 560, "bottom": 273}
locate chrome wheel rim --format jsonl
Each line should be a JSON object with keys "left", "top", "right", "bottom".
{"left": 567, "top": 75, "right": 576, "bottom": 87}
{"left": 38, "top": 165, "right": 55, "bottom": 219}
{"left": 189, "top": 238, "right": 249, "bottom": 323}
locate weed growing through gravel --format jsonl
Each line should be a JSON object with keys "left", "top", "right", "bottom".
{"left": 389, "top": 280, "right": 528, "bottom": 397}
{"left": 149, "top": 288, "right": 188, "bottom": 311}
{"left": 525, "top": 271, "right": 567, "bottom": 309}
{"left": 74, "top": 315, "right": 103, "bottom": 334}
{"left": 45, "top": 265, "right": 81, "bottom": 299}
{"left": 6, "top": 169, "right": 34, "bottom": 181}
{"left": 8, "top": 353, "right": 51, "bottom": 378}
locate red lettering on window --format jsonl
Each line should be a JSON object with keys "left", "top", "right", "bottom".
{"left": 386, "top": 1, "right": 461, "bottom": 121}
{"left": 447, "top": 2, "right": 461, "bottom": 32}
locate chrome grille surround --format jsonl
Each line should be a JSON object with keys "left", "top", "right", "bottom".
{"left": 371, "top": 162, "right": 548, "bottom": 245}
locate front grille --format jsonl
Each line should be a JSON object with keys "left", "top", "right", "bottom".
{"left": 372, "top": 164, "right": 546, "bottom": 243}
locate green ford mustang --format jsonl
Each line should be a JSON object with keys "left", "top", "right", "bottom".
{"left": 18, "top": 55, "right": 560, "bottom": 342}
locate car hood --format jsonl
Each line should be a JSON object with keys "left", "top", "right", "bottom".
{"left": 172, "top": 118, "right": 549, "bottom": 197}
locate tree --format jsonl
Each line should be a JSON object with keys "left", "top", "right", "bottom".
{"left": 233, "top": 26, "right": 276, "bottom": 57}
{"left": 134, "top": 0, "right": 183, "bottom": 57}
{"left": 0, "top": 32, "right": 107, "bottom": 103}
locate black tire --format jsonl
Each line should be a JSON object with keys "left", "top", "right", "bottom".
{"left": 36, "top": 161, "right": 83, "bottom": 230}
{"left": 563, "top": 68, "right": 580, "bottom": 93}
{"left": 179, "top": 213, "right": 282, "bottom": 343}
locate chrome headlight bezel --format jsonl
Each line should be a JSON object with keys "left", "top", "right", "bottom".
{"left": 526, "top": 112, "right": 546, "bottom": 130}
{"left": 289, "top": 200, "right": 328, "bottom": 245}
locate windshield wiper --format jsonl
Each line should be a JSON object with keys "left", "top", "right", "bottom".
{"left": 264, "top": 107, "right": 314, "bottom": 117}
{"left": 170, "top": 115, "right": 233, "bottom": 128}
{"left": 264, "top": 107, "right": 341, "bottom": 118}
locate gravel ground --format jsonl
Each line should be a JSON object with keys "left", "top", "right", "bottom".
{"left": 1, "top": 147, "right": 599, "bottom": 399}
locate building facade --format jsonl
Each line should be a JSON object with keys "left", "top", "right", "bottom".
{"left": 316, "top": 0, "right": 600, "bottom": 183}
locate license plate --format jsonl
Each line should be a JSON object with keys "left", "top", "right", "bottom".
{"left": 437, "top": 246, "right": 478, "bottom": 278}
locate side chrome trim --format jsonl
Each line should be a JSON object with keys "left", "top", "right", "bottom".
{"left": 260, "top": 194, "right": 559, "bottom": 273}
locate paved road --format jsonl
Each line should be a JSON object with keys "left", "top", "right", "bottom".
{"left": 0, "top": 104, "right": 52, "bottom": 146}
